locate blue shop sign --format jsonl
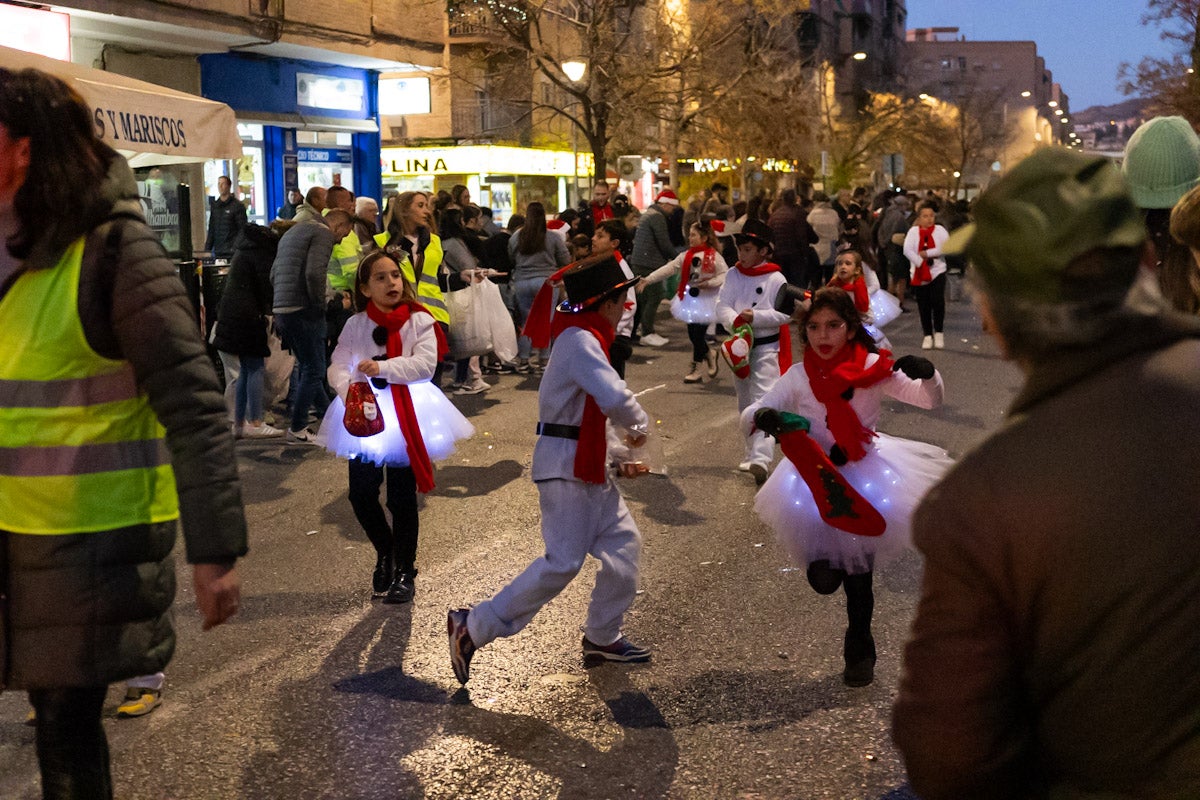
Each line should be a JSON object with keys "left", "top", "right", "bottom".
{"left": 297, "top": 147, "right": 354, "bottom": 165}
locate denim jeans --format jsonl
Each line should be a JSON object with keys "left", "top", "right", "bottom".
{"left": 275, "top": 309, "right": 329, "bottom": 432}
{"left": 235, "top": 355, "right": 266, "bottom": 423}
{"left": 514, "top": 276, "right": 549, "bottom": 362}
{"left": 29, "top": 686, "right": 111, "bottom": 800}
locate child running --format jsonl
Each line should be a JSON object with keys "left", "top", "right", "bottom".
{"left": 449, "top": 255, "right": 651, "bottom": 684}
{"left": 827, "top": 248, "right": 901, "bottom": 348}
{"left": 318, "top": 251, "right": 474, "bottom": 603}
{"left": 744, "top": 287, "right": 951, "bottom": 686}
{"left": 640, "top": 220, "right": 729, "bottom": 383}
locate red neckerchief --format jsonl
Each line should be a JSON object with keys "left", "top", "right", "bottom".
{"left": 678, "top": 245, "right": 717, "bottom": 300}
{"left": 732, "top": 259, "right": 792, "bottom": 374}
{"left": 365, "top": 301, "right": 449, "bottom": 493}
{"left": 912, "top": 226, "right": 935, "bottom": 286}
{"left": 735, "top": 259, "right": 781, "bottom": 277}
{"left": 548, "top": 310, "right": 616, "bottom": 485}
{"left": 522, "top": 262, "right": 576, "bottom": 349}
{"left": 803, "top": 342, "right": 894, "bottom": 462}
{"left": 829, "top": 275, "right": 870, "bottom": 314}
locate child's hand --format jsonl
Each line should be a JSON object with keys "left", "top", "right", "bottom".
{"left": 619, "top": 462, "right": 650, "bottom": 479}
{"left": 740, "top": 308, "right": 755, "bottom": 322}
{"left": 357, "top": 359, "right": 381, "bottom": 377}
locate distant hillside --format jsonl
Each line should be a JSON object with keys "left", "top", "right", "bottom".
{"left": 1072, "top": 97, "right": 1151, "bottom": 126}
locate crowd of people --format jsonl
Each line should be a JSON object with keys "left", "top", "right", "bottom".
{"left": 7, "top": 60, "right": 1200, "bottom": 800}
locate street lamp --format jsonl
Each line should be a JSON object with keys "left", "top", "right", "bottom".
{"left": 852, "top": 51, "right": 867, "bottom": 61}
{"left": 561, "top": 59, "right": 588, "bottom": 205}
{"left": 1020, "top": 90, "right": 1031, "bottom": 98}
{"left": 562, "top": 59, "right": 587, "bottom": 83}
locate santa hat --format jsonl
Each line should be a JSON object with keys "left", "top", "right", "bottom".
{"left": 655, "top": 189, "right": 679, "bottom": 206}
{"left": 709, "top": 219, "right": 729, "bottom": 237}
{"left": 547, "top": 218, "right": 571, "bottom": 239}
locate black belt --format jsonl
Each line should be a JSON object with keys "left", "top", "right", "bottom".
{"left": 753, "top": 332, "right": 780, "bottom": 347}
{"left": 536, "top": 422, "right": 580, "bottom": 439}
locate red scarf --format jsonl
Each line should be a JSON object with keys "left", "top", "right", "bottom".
{"left": 548, "top": 310, "right": 615, "bottom": 484}
{"left": 592, "top": 202, "right": 614, "bottom": 223}
{"left": 521, "top": 262, "right": 576, "bottom": 349}
{"left": 678, "top": 245, "right": 716, "bottom": 300}
{"left": 911, "top": 226, "right": 935, "bottom": 286}
{"left": 803, "top": 342, "right": 894, "bottom": 462}
{"left": 733, "top": 259, "right": 793, "bottom": 374}
{"left": 365, "top": 301, "right": 449, "bottom": 493}
{"left": 828, "top": 275, "right": 870, "bottom": 314}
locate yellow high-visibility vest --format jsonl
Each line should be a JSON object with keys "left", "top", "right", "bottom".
{"left": 372, "top": 231, "right": 448, "bottom": 324}
{"left": 0, "top": 237, "right": 179, "bottom": 533}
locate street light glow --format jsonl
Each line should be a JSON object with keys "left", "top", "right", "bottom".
{"left": 919, "top": 93, "right": 930, "bottom": 100}
{"left": 1048, "top": 100, "right": 1059, "bottom": 108}
{"left": 562, "top": 60, "right": 587, "bottom": 82}
{"left": 1020, "top": 90, "right": 1031, "bottom": 97}
{"left": 852, "top": 51, "right": 867, "bottom": 61}
{"left": 1054, "top": 108, "right": 1063, "bottom": 115}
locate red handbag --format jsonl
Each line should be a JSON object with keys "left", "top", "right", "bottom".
{"left": 343, "top": 380, "right": 384, "bottom": 437}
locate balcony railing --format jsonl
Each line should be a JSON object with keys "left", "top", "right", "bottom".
{"left": 451, "top": 98, "right": 530, "bottom": 140}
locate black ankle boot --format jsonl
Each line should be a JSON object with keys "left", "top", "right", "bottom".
{"left": 842, "top": 629, "right": 876, "bottom": 687}
{"left": 384, "top": 567, "right": 417, "bottom": 605}
{"left": 372, "top": 553, "right": 394, "bottom": 597}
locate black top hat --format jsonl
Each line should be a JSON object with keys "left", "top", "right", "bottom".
{"left": 734, "top": 218, "right": 773, "bottom": 249}
{"left": 560, "top": 255, "right": 640, "bottom": 311}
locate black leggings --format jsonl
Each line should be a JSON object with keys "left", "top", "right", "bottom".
{"left": 29, "top": 686, "right": 112, "bottom": 800}
{"left": 911, "top": 272, "right": 946, "bottom": 336}
{"left": 687, "top": 323, "right": 709, "bottom": 362}
{"left": 806, "top": 561, "right": 874, "bottom": 636}
{"left": 348, "top": 459, "right": 419, "bottom": 572}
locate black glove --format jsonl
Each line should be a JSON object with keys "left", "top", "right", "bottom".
{"left": 754, "top": 408, "right": 784, "bottom": 438}
{"left": 893, "top": 355, "right": 935, "bottom": 380}
{"left": 829, "top": 444, "right": 848, "bottom": 466}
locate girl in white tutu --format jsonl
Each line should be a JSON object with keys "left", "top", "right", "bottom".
{"left": 639, "top": 220, "right": 729, "bottom": 383}
{"left": 827, "top": 248, "right": 901, "bottom": 349}
{"left": 318, "top": 251, "right": 474, "bottom": 603}
{"left": 742, "top": 287, "right": 951, "bottom": 686}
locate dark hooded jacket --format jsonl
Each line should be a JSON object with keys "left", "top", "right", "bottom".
{"left": 212, "top": 224, "right": 279, "bottom": 358}
{"left": 0, "top": 150, "right": 248, "bottom": 690}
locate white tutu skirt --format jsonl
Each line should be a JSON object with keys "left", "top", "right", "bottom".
{"left": 864, "top": 323, "right": 892, "bottom": 351}
{"left": 754, "top": 433, "right": 953, "bottom": 574}
{"left": 869, "top": 289, "right": 902, "bottom": 328}
{"left": 670, "top": 290, "right": 719, "bottom": 324}
{"left": 316, "top": 380, "right": 475, "bottom": 468}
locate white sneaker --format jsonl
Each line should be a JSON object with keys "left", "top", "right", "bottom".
{"left": 243, "top": 423, "right": 284, "bottom": 438}
{"left": 453, "top": 379, "right": 489, "bottom": 396}
{"left": 231, "top": 423, "right": 243, "bottom": 440}
{"left": 738, "top": 461, "right": 753, "bottom": 472}
{"left": 640, "top": 333, "right": 669, "bottom": 347}
{"left": 285, "top": 428, "right": 317, "bottom": 445}
{"left": 933, "top": 332, "right": 945, "bottom": 349}
{"left": 921, "top": 335, "right": 933, "bottom": 350}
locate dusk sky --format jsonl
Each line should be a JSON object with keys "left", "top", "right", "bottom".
{"left": 905, "top": 0, "right": 1178, "bottom": 110}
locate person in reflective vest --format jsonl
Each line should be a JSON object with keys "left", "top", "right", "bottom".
{"left": 0, "top": 67, "right": 247, "bottom": 799}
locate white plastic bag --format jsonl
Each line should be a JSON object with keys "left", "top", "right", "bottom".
{"left": 264, "top": 318, "right": 294, "bottom": 406}
{"left": 446, "top": 282, "right": 491, "bottom": 359}
{"left": 481, "top": 279, "right": 518, "bottom": 363}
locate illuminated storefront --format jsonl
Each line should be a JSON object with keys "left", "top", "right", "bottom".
{"left": 381, "top": 145, "right": 592, "bottom": 224}
{"left": 200, "top": 53, "right": 381, "bottom": 226}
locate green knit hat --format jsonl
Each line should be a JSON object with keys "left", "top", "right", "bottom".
{"left": 943, "top": 148, "right": 1146, "bottom": 303}
{"left": 1122, "top": 116, "right": 1200, "bottom": 209}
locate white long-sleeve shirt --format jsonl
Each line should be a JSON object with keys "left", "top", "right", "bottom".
{"left": 903, "top": 224, "right": 950, "bottom": 283}
{"left": 716, "top": 266, "right": 791, "bottom": 348}
{"left": 532, "top": 326, "right": 649, "bottom": 482}
{"left": 327, "top": 310, "right": 438, "bottom": 401}
{"left": 741, "top": 352, "right": 943, "bottom": 452}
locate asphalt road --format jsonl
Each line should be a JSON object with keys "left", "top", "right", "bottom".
{"left": 0, "top": 281, "right": 1025, "bottom": 799}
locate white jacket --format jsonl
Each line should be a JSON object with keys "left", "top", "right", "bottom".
{"left": 327, "top": 309, "right": 438, "bottom": 401}
{"left": 716, "top": 266, "right": 791, "bottom": 347}
{"left": 903, "top": 224, "right": 950, "bottom": 283}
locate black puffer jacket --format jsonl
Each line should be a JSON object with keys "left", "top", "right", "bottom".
{"left": 212, "top": 224, "right": 279, "bottom": 357}
{"left": 0, "top": 151, "right": 248, "bottom": 690}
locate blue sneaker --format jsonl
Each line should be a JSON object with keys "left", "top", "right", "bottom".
{"left": 582, "top": 635, "right": 651, "bottom": 664}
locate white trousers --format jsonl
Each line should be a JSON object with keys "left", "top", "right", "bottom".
{"left": 733, "top": 348, "right": 780, "bottom": 467}
{"left": 468, "top": 478, "right": 642, "bottom": 648}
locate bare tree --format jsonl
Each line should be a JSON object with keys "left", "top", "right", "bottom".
{"left": 814, "top": 85, "right": 927, "bottom": 191}
{"left": 1119, "top": 0, "right": 1200, "bottom": 122}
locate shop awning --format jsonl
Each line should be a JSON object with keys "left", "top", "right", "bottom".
{"left": 0, "top": 44, "right": 243, "bottom": 167}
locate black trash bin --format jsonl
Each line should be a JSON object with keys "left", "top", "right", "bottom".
{"left": 200, "top": 260, "right": 231, "bottom": 390}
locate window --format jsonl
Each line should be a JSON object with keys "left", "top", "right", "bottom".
{"left": 940, "top": 57, "right": 953, "bottom": 70}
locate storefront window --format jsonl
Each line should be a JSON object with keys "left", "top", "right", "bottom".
{"left": 134, "top": 166, "right": 185, "bottom": 257}
{"left": 297, "top": 131, "right": 353, "bottom": 147}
